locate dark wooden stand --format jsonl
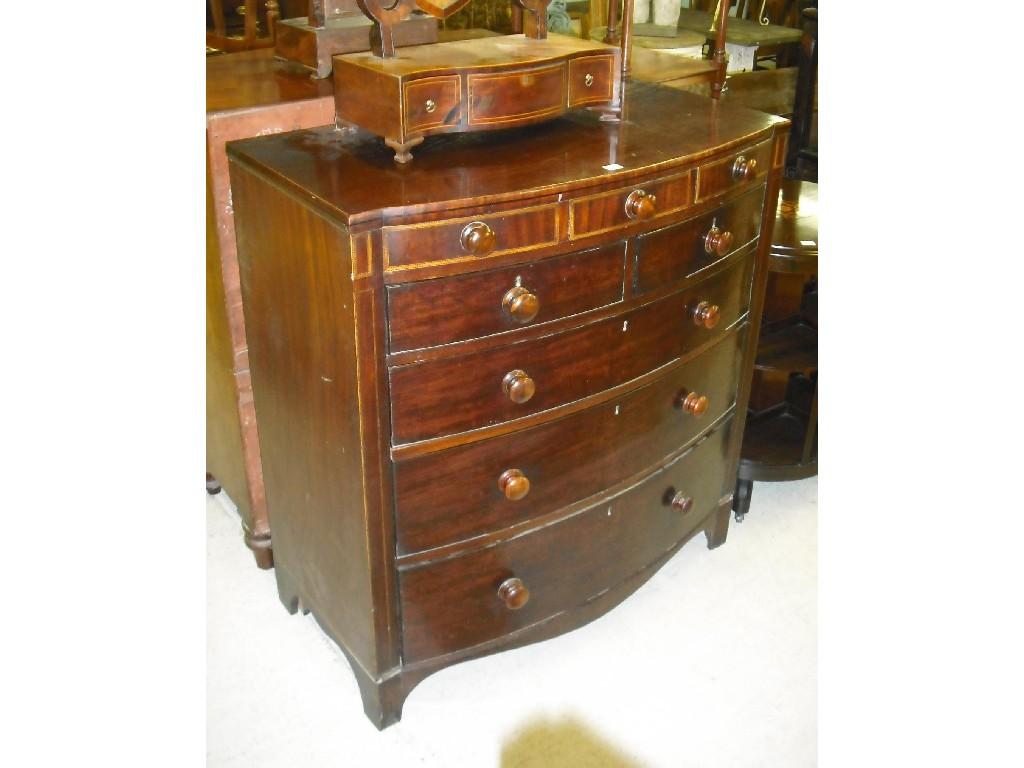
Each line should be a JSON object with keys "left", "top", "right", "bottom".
{"left": 734, "top": 179, "right": 817, "bottom": 521}
{"left": 274, "top": 0, "right": 437, "bottom": 78}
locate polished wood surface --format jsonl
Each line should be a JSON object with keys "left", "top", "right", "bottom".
{"left": 388, "top": 255, "right": 752, "bottom": 444}
{"left": 229, "top": 83, "right": 787, "bottom": 224}
{"left": 386, "top": 242, "right": 625, "bottom": 352}
{"left": 206, "top": 49, "right": 336, "bottom": 568}
{"left": 393, "top": 327, "right": 745, "bottom": 555}
{"left": 332, "top": 34, "right": 622, "bottom": 161}
{"left": 227, "top": 82, "right": 788, "bottom": 727}
{"left": 399, "top": 421, "right": 736, "bottom": 662}
{"left": 634, "top": 183, "right": 764, "bottom": 294}
{"left": 273, "top": 10, "right": 437, "bottom": 78}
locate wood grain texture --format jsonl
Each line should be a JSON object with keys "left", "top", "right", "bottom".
{"left": 696, "top": 138, "right": 773, "bottom": 202}
{"left": 399, "top": 420, "right": 735, "bottom": 662}
{"left": 206, "top": 49, "right": 337, "bottom": 568}
{"left": 388, "top": 254, "right": 753, "bottom": 444}
{"left": 386, "top": 241, "right": 625, "bottom": 352}
{"left": 230, "top": 164, "right": 387, "bottom": 676}
{"left": 634, "top": 183, "right": 766, "bottom": 295}
{"left": 394, "top": 326, "right": 746, "bottom": 555}
{"left": 228, "top": 82, "right": 788, "bottom": 226}
{"left": 225, "top": 85, "right": 789, "bottom": 727}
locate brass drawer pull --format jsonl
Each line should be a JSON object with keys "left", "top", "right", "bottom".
{"left": 584, "top": 73, "right": 594, "bottom": 87}
{"left": 502, "top": 369, "right": 536, "bottom": 403}
{"left": 680, "top": 391, "right": 709, "bottom": 417}
{"left": 497, "top": 577, "right": 530, "bottom": 610}
{"left": 425, "top": 98, "right": 436, "bottom": 113}
{"left": 704, "top": 224, "right": 734, "bottom": 256}
{"left": 732, "top": 155, "right": 757, "bottom": 181}
{"left": 670, "top": 491, "right": 694, "bottom": 514}
{"left": 624, "top": 189, "right": 657, "bottom": 221}
{"left": 460, "top": 221, "right": 496, "bottom": 256}
{"left": 691, "top": 300, "right": 721, "bottom": 329}
{"left": 502, "top": 285, "right": 540, "bottom": 323}
{"left": 498, "top": 469, "right": 531, "bottom": 501}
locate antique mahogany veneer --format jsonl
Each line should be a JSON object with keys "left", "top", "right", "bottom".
{"left": 227, "top": 82, "right": 788, "bottom": 728}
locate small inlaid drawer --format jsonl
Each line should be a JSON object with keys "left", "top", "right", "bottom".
{"left": 387, "top": 242, "right": 626, "bottom": 353}
{"left": 403, "top": 76, "right": 461, "bottom": 133}
{"left": 568, "top": 54, "right": 614, "bottom": 106}
{"left": 383, "top": 205, "right": 561, "bottom": 271}
{"left": 394, "top": 327, "right": 746, "bottom": 554}
{"left": 388, "top": 254, "right": 753, "bottom": 444}
{"left": 695, "top": 139, "right": 772, "bottom": 202}
{"left": 570, "top": 172, "right": 693, "bottom": 239}
{"left": 468, "top": 63, "right": 565, "bottom": 126}
{"left": 634, "top": 184, "right": 765, "bottom": 295}
{"left": 398, "top": 419, "right": 736, "bottom": 662}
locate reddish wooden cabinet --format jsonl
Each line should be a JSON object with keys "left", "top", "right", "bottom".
{"left": 228, "top": 82, "right": 787, "bottom": 728}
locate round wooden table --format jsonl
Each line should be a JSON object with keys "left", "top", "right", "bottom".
{"left": 734, "top": 179, "right": 818, "bottom": 521}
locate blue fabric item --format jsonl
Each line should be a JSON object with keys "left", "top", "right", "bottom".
{"left": 548, "top": 0, "right": 573, "bottom": 34}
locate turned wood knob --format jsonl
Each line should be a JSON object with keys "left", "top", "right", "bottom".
{"left": 460, "top": 221, "right": 496, "bottom": 256}
{"left": 732, "top": 155, "right": 758, "bottom": 181}
{"left": 498, "top": 469, "right": 530, "bottom": 500}
{"left": 497, "top": 577, "right": 530, "bottom": 610}
{"left": 691, "top": 300, "right": 721, "bottom": 329}
{"left": 624, "top": 189, "right": 657, "bottom": 221}
{"left": 681, "top": 391, "right": 709, "bottom": 417}
{"left": 502, "top": 369, "right": 536, "bottom": 403}
{"left": 703, "top": 225, "right": 734, "bottom": 256}
{"left": 502, "top": 285, "right": 540, "bottom": 323}
{"left": 671, "top": 491, "right": 694, "bottom": 514}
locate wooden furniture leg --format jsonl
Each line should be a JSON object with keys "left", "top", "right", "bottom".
{"left": 732, "top": 476, "right": 753, "bottom": 521}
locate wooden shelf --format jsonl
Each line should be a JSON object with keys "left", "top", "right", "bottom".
{"left": 738, "top": 402, "right": 816, "bottom": 482}
{"left": 754, "top": 318, "right": 816, "bottom": 374}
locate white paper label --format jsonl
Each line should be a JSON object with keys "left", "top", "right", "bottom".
{"left": 602, "top": 163, "right": 624, "bottom": 171}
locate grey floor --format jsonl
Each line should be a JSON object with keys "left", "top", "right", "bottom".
{"left": 207, "top": 476, "right": 816, "bottom": 767}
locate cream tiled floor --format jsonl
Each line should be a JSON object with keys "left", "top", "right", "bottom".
{"left": 207, "top": 476, "right": 816, "bottom": 767}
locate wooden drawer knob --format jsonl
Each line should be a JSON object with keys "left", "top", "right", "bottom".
{"left": 671, "top": 491, "right": 694, "bottom": 514}
{"left": 691, "top": 300, "right": 721, "bottom": 329}
{"left": 624, "top": 189, "right": 657, "bottom": 221}
{"left": 497, "top": 577, "right": 530, "bottom": 610}
{"left": 732, "top": 155, "right": 758, "bottom": 181}
{"left": 461, "top": 221, "right": 496, "bottom": 256}
{"left": 502, "top": 285, "right": 540, "bottom": 323}
{"left": 502, "top": 369, "right": 536, "bottom": 403}
{"left": 681, "top": 391, "right": 709, "bottom": 416}
{"left": 498, "top": 468, "right": 531, "bottom": 500}
{"left": 703, "top": 225, "right": 734, "bottom": 256}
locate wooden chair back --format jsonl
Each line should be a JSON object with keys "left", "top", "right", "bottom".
{"left": 207, "top": 1, "right": 281, "bottom": 51}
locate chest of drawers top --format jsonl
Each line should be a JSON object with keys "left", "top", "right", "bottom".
{"left": 227, "top": 82, "right": 787, "bottom": 230}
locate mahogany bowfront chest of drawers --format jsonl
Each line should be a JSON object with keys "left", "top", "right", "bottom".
{"left": 227, "top": 83, "right": 788, "bottom": 729}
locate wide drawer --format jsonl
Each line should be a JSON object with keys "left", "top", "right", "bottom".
{"left": 468, "top": 63, "right": 565, "bottom": 126}
{"left": 389, "top": 254, "right": 753, "bottom": 445}
{"left": 695, "top": 139, "right": 772, "bottom": 202}
{"left": 382, "top": 204, "right": 561, "bottom": 271}
{"left": 387, "top": 242, "right": 626, "bottom": 353}
{"left": 634, "top": 184, "right": 765, "bottom": 295}
{"left": 399, "top": 419, "right": 736, "bottom": 662}
{"left": 394, "top": 325, "right": 747, "bottom": 555}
